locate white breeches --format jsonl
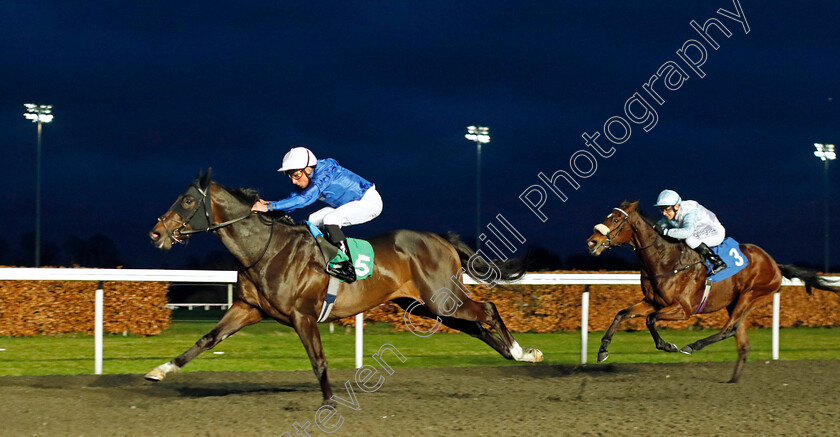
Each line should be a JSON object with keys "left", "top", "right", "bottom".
{"left": 308, "top": 186, "right": 383, "bottom": 228}
{"left": 685, "top": 223, "right": 725, "bottom": 249}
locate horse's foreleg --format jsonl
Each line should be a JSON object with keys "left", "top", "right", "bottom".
{"left": 145, "top": 300, "right": 263, "bottom": 382}
{"left": 599, "top": 301, "right": 654, "bottom": 363}
{"left": 292, "top": 312, "right": 333, "bottom": 403}
{"left": 647, "top": 303, "right": 691, "bottom": 354}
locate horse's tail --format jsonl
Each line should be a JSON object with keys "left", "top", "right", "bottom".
{"left": 778, "top": 264, "right": 840, "bottom": 295}
{"left": 442, "top": 232, "right": 526, "bottom": 282}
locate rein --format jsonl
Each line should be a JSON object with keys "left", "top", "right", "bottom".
{"left": 640, "top": 260, "right": 704, "bottom": 280}
{"left": 178, "top": 213, "right": 253, "bottom": 235}
{"left": 240, "top": 215, "right": 274, "bottom": 270}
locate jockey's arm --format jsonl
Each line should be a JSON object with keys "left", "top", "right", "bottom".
{"left": 268, "top": 184, "right": 323, "bottom": 213}
{"left": 664, "top": 209, "right": 698, "bottom": 239}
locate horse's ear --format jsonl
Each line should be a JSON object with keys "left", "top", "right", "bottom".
{"left": 200, "top": 167, "right": 212, "bottom": 189}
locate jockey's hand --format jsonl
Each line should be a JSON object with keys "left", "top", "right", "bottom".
{"left": 251, "top": 200, "right": 269, "bottom": 213}
{"left": 654, "top": 223, "right": 667, "bottom": 235}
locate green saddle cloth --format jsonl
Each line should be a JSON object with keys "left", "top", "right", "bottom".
{"left": 327, "top": 238, "right": 374, "bottom": 280}
{"left": 304, "top": 221, "right": 374, "bottom": 280}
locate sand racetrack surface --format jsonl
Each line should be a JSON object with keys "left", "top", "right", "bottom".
{"left": 1, "top": 360, "right": 837, "bottom": 436}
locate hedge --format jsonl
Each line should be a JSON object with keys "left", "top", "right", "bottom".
{"left": 0, "top": 268, "right": 170, "bottom": 337}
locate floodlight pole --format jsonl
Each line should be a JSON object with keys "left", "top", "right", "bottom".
{"left": 814, "top": 143, "right": 836, "bottom": 272}
{"left": 465, "top": 126, "right": 490, "bottom": 251}
{"left": 476, "top": 139, "right": 482, "bottom": 250}
{"left": 35, "top": 121, "right": 43, "bottom": 267}
{"left": 823, "top": 158, "right": 831, "bottom": 272}
{"left": 24, "top": 104, "right": 54, "bottom": 267}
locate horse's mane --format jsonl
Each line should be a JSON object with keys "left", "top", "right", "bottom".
{"left": 619, "top": 200, "right": 656, "bottom": 226}
{"left": 221, "top": 184, "right": 300, "bottom": 227}
{"left": 227, "top": 186, "right": 261, "bottom": 205}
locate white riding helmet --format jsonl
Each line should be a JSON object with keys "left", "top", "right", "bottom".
{"left": 277, "top": 147, "right": 317, "bottom": 172}
{"left": 654, "top": 189, "right": 681, "bottom": 207}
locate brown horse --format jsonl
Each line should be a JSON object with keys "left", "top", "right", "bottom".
{"left": 146, "top": 170, "right": 543, "bottom": 402}
{"left": 586, "top": 200, "right": 840, "bottom": 382}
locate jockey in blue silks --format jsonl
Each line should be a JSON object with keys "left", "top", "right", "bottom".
{"left": 251, "top": 147, "right": 383, "bottom": 283}
{"left": 654, "top": 189, "right": 727, "bottom": 274}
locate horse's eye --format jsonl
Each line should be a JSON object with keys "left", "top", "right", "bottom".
{"left": 183, "top": 197, "right": 194, "bottom": 206}
{"left": 613, "top": 219, "right": 619, "bottom": 223}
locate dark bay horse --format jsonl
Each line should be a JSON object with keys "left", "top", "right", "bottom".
{"left": 146, "top": 170, "right": 543, "bottom": 402}
{"left": 586, "top": 200, "right": 840, "bottom": 382}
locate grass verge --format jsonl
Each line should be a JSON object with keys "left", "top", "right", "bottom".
{"left": 0, "top": 320, "right": 838, "bottom": 376}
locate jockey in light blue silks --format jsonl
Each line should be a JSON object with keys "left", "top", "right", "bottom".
{"left": 654, "top": 189, "right": 728, "bottom": 274}
{"left": 251, "top": 147, "right": 383, "bottom": 283}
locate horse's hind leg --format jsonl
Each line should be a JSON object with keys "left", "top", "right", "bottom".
{"left": 679, "top": 292, "right": 770, "bottom": 382}
{"left": 729, "top": 323, "right": 751, "bottom": 383}
{"left": 679, "top": 291, "right": 769, "bottom": 355}
{"left": 395, "top": 298, "right": 513, "bottom": 359}
{"left": 145, "top": 300, "right": 263, "bottom": 382}
{"left": 409, "top": 295, "right": 543, "bottom": 363}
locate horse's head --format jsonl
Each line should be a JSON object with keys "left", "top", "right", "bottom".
{"left": 586, "top": 201, "right": 638, "bottom": 256}
{"left": 150, "top": 169, "right": 213, "bottom": 250}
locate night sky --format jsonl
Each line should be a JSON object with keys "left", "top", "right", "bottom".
{"left": 2, "top": 1, "right": 838, "bottom": 270}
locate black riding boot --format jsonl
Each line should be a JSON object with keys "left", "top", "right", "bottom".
{"left": 323, "top": 225, "right": 356, "bottom": 283}
{"left": 696, "top": 242, "right": 727, "bottom": 275}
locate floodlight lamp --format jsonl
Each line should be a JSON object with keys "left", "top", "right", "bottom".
{"left": 465, "top": 125, "right": 490, "bottom": 143}
{"left": 23, "top": 103, "right": 54, "bottom": 123}
{"left": 826, "top": 144, "right": 836, "bottom": 160}
{"left": 815, "top": 143, "right": 836, "bottom": 161}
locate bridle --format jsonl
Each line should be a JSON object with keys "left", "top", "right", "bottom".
{"left": 157, "top": 182, "right": 252, "bottom": 244}
{"left": 592, "top": 207, "right": 631, "bottom": 250}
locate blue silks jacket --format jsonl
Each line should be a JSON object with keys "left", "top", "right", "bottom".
{"left": 268, "top": 158, "right": 373, "bottom": 213}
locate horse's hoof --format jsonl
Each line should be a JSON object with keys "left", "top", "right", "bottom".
{"left": 144, "top": 368, "right": 166, "bottom": 382}
{"left": 679, "top": 345, "right": 694, "bottom": 355}
{"left": 523, "top": 348, "right": 544, "bottom": 363}
{"left": 661, "top": 343, "right": 679, "bottom": 353}
{"left": 597, "top": 351, "right": 609, "bottom": 363}
{"left": 321, "top": 398, "right": 338, "bottom": 407}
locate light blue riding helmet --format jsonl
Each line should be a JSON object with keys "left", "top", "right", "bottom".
{"left": 654, "top": 189, "right": 681, "bottom": 207}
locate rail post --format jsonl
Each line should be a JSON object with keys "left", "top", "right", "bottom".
{"left": 581, "top": 285, "right": 590, "bottom": 364}
{"left": 95, "top": 281, "right": 104, "bottom": 375}
{"left": 772, "top": 291, "right": 781, "bottom": 360}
